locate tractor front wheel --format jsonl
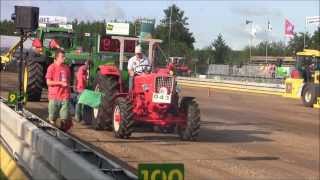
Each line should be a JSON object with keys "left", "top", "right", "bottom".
{"left": 112, "top": 97, "right": 134, "bottom": 139}
{"left": 178, "top": 97, "right": 201, "bottom": 141}
{"left": 301, "top": 84, "right": 319, "bottom": 107}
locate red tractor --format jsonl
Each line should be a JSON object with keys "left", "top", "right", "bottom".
{"left": 91, "top": 36, "right": 200, "bottom": 140}
{"left": 168, "top": 57, "right": 192, "bottom": 76}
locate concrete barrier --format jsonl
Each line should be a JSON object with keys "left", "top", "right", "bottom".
{"left": 0, "top": 101, "right": 114, "bottom": 180}
{"left": 0, "top": 144, "right": 29, "bottom": 180}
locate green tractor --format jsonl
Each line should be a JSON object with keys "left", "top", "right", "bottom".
{"left": 24, "top": 25, "right": 81, "bottom": 101}
{"left": 23, "top": 25, "right": 124, "bottom": 101}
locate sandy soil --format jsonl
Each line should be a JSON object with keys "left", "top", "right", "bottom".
{"left": 1, "top": 71, "right": 319, "bottom": 179}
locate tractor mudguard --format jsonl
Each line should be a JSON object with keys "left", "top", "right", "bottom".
{"left": 112, "top": 93, "right": 129, "bottom": 100}
{"left": 99, "top": 65, "right": 120, "bottom": 76}
{"left": 180, "top": 96, "right": 195, "bottom": 101}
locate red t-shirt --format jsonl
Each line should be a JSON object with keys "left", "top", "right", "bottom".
{"left": 76, "top": 65, "right": 87, "bottom": 93}
{"left": 46, "top": 63, "right": 71, "bottom": 100}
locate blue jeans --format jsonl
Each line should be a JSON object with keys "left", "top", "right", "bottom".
{"left": 129, "top": 76, "right": 133, "bottom": 91}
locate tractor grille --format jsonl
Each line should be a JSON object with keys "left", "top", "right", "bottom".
{"left": 155, "top": 76, "right": 174, "bottom": 94}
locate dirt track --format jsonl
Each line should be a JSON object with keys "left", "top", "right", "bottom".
{"left": 1, "top": 71, "right": 319, "bottom": 179}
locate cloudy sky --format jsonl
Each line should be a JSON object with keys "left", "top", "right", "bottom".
{"left": 1, "top": 0, "right": 319, "bottom": 50}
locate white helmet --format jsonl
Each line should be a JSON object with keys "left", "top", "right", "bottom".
{"left": 135, "top": 45, "right": 142, "bottom": 54}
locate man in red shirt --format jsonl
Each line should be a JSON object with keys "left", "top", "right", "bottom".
{"left": 74, "top": 60, "right": 91, "bottom": 123}
{"left": 46, "top": 49, "right": 72, "bottom": 131}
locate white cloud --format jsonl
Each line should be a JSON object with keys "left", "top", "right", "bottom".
{"left": 231, "top": 7, "right": 283, "bottom": 17}
{"left": 103, "top": 2, "right": 126, "bottom": 21}
{"left": 223, "top": 21, "right": 280, "bottom": 50}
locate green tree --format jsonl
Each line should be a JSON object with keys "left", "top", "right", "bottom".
{"left": 192, "top": 47, "right": 214, "bottom": 73}
{"left": 0, "top": 20, "right": 15, "bottom": 35}
{"left": 153, "top": 4, "right": 195, "bottom": 59}
{"left": 287, "top": 32, "right": 312, "bottom": 54}
{"left": 210, "top": 34, "right": 231, "bottom": 64}
{"left": 310, "top": 27, "right": 320, "bottom": 50}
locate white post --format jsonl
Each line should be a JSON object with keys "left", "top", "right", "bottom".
{"left": 119, "top": 38, "right": 125, "bottom": 70}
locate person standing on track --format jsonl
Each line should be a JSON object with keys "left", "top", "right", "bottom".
{"left": 74, "top": 60, "right": 91, "bottom": 124}
{"left": 46, "top": 49, "right": 72, "bottom": 131}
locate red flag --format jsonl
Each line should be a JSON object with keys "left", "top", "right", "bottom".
{"left": 285, "top": 19, "right": 294, "bottom": 38}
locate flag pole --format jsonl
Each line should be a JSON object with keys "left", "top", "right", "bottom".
{"left": 246, "top": 19, "right": 254, "bottom": 64}
{"left": 284, "top": 19, "right": 287, "bottom": 55}
{"left": 250, "top": 22, "right": 252, "bottom": 63}
{"left": 266, "top": 37, "right": 268, "bottom": 64}
{"left": 266, "top": 20, "right": 268, "bottom": 64}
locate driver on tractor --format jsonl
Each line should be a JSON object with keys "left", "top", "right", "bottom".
{"left": 49, "top": 39, "right": 63, "bottom": 50}
{"left": 127, "top": 45, "right": 151, "bottom": 90}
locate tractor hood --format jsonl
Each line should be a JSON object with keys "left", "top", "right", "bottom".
{"left": 64, "top": 51, "right": 91, "bottom": 64}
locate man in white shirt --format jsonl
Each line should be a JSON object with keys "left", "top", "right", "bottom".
{"left": 127, "top": 45, "right": 150, "bottom": 90}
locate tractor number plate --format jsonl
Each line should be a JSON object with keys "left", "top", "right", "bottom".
{"left": 152, "top": 93, "right": 171, "bottom": 104}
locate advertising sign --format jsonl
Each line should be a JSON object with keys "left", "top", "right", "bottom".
{"left": 39, "top": 16, "right": 67, "bottom": 25}
{"left": 106, "top": 22, "right": 130, "bottom": 36}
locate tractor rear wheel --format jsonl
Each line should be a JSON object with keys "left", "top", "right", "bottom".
{"left": 178, "top": 97, "right": 201, "bottom": 141}
{"left": 92, "top": 74, "right": 119, "bottom": 130}
{"left": 112, "top": 97, "right": 134, "bottom": 138}
{"left": 23, "top": 60, "right": 44, "bottom": 101}
{"left": 301, "top": 84, "right": 318, "bottom": 107}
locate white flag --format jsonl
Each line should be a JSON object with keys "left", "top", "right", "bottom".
{"left": 251, "top": 26, "right": 257, "bottom": 37}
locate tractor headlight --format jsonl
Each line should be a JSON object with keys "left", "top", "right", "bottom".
{"left": 142, "top": 84, "right": 149, "bottom": 92}
{"left": 176, "top": 85, "right": 181, "bottom": 93}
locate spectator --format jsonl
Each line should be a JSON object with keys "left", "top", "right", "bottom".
{"left": 74, "top": 60, "right": 91, "bottom": 124}
{"left": 45, "top": 49, "right": 72, "bottom": 131}
{"left": 271, "top": 64, "right": 276, "bottom": 78}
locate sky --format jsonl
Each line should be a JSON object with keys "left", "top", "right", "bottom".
{"left": 1, "top": 0, "right": 319, "bottom": 50}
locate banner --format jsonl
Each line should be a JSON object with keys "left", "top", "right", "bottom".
{"left": 39, "top": 16, "right": 67, "bottom": 25}
{"left": 139, "top": 18, "right": 155, "bottom": 40}
{"left": 106, "top": 22, "right": 130, "bottom": 36}
{"left": 306, "top": 16, "right": 320, "bottom": 26}
{"left": 284, "top": 19, "right": 294, "bottom": 38}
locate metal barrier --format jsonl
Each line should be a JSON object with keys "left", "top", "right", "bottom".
{"left": 207, "top": 64, "right": 294, "bottom": 79}
{"left": 177, "top": 77, "right": 285, "bottom": 96}
{"left": 0, "top": 98, "right": 137, "bottom": 180}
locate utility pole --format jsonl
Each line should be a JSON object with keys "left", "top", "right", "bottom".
{"left": 168, "top": 6, "right": 173, "bottom": 57}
